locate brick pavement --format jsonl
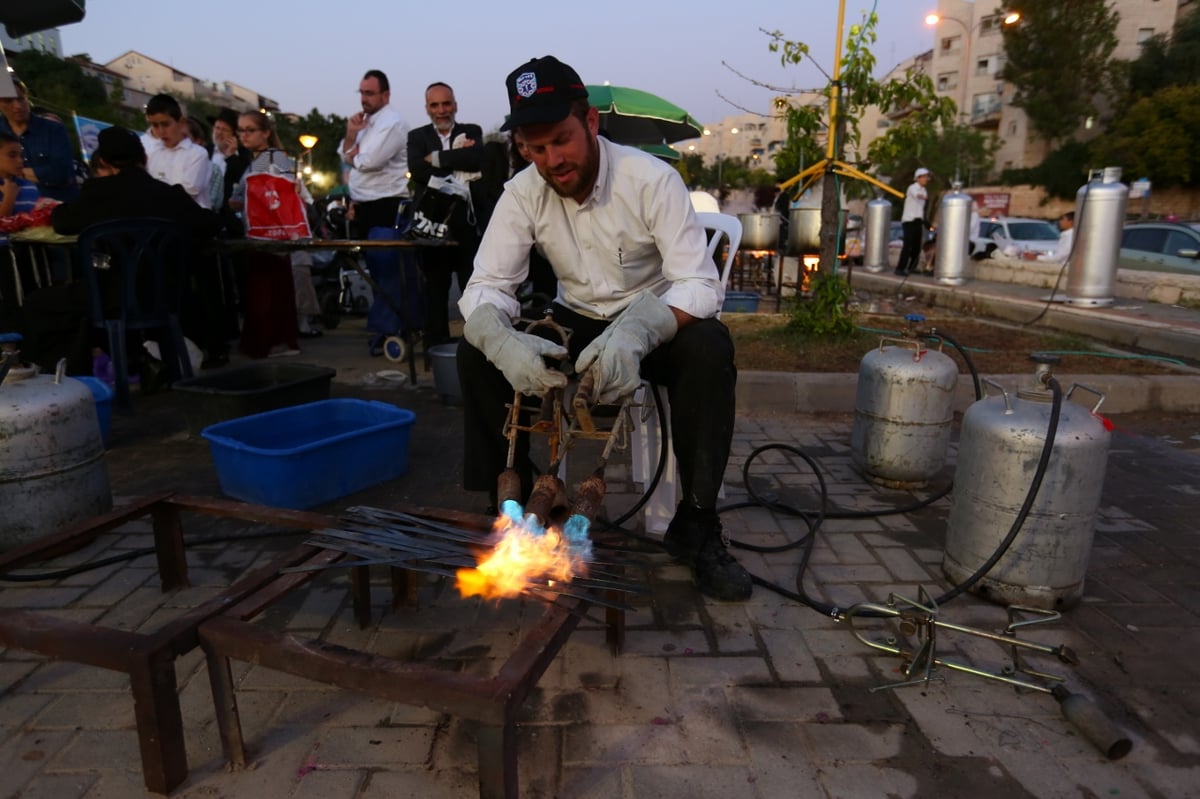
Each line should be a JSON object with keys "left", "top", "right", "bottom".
{"left": 2, "top": 359, "right": 1198, "bottom": 798}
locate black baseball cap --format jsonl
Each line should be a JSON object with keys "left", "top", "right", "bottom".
{"left": 500, "top": 56, "right": 588, "bottom": 131}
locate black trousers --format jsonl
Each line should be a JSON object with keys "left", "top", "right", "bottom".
{"left": 350, "top": 196, "right": 404, "bottom": 240}
{"left": 419, "top": 223, "right": 476, "bottom": 347}
{"left": 457, "top": 303, "right": 737, "bottom": 511}
{"left": 898, "top": 219, "right": 925, "bottom": 272}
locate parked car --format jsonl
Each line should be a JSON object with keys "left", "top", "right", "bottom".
{"left": 1119, "top": 221, "right": 1200, "bottom": 275}
{"left": 973, "top": 216, "right": 1061, "bottom": 258}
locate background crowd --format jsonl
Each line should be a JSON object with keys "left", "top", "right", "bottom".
{"left": 0, "top": 67, "right": 513, "bottom": 379}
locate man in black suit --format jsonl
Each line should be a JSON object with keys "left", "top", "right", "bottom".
{"left": 406, "top": 82, "right": 486, "bottom": 347}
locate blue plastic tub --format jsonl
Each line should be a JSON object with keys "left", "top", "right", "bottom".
{"left": 722, "top": 291, "right": 761, "bottom": 313}
{"left": 72, "top": 376, "right": 113, "bottom": 447}
{"left": 200, "top": 399, "right": 416, "bottom": 510}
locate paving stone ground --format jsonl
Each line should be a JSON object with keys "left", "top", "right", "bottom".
{"left": 2, "top": 318, "right": 1199, "bottom": 798}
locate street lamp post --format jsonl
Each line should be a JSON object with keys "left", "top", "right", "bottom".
{"left": 925, "top": 10, "right": 1020, "bottom": 121}
{"left": 298, "top": 133, "right": 318, "bottom": 184}
{"left": 703, "top": 125, "right": 738, "bottom": 190}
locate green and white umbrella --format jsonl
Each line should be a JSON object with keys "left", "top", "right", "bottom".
{"left": 586, "top": 84, "right": 704, "bottom": 145}
{"left": 637, "top": 143, "right": 681, "bottom": 161}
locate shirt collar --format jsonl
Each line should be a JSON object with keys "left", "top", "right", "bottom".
{"left": 581, "top": 135, "right": 611, "bottom": 207}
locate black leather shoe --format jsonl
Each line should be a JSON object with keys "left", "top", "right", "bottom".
{"left": 664, "top": 510, "right": 753, "bottom": 601}
{"left": 894, "top": 268, "right": 908, "bottom": 276}
{"left": 693, "top": 534, "right": 753, "bottom": 601}
{"left": 663, "top": 512, "right": 704, "bottom": 564}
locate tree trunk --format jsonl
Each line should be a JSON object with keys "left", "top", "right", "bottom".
{"left": 818, "top": 173, "right": 839, "bottom": 277}
{"left": 816, "top": 80, "right": 847, "bottom": 277}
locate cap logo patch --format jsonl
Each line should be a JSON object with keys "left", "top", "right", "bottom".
{"left": 515, "top": 72, "right": 538, "bottom": 99}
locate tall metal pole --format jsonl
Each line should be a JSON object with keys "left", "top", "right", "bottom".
{"left": 817, "top": 0, "right": 849, "bottom": 275}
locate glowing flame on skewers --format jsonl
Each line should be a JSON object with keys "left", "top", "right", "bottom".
{"left": 455, "top": 500, "right": 593, "bottom": 600}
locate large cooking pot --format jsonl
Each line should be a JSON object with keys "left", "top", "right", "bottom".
{"left": 737, "top": 212, "right": 782, "bottom": 250}
{"left": 788, "top": 207, "right": 822, "bottom": 255}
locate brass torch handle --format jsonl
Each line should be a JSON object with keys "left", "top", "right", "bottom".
{"left": 575, "top": 369, "right": 596, "bottom": 410}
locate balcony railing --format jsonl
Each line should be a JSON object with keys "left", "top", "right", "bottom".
{"left": 970, "top": 98, "right": 1003, "bottom": 124}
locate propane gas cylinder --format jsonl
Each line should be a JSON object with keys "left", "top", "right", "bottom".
{"left": 850, "top": 318, "right": 958, "bottom": 488}
{"left": 943, "top": 361, "right": 1110, "bottom": 609}
{"left": 0, "top": 363, "right": 112, "bottom": 549}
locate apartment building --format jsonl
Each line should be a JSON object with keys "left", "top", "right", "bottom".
{"left": 692, "top": 0, "right": 1188, "bottom": 187}
{"left": 102, "top": 50, "right": 278, "bottom": 113}
{"left": 676, "top": 89, "right": 828, "bottom": 176}
{"left": 927, "top": 0, "right": 1180, "bottom": 176}
{"left": 1, "top": 28, "right": 63, "bottom": 58}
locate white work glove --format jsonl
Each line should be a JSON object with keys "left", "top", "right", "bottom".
{"left": 463, "top": 304, "right": 568, "bottom": 396}
{"left": 575, "top": 291, "right": 678, "bottom": 404}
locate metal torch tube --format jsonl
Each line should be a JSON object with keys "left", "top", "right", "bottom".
{"left": 570, "top": 473, "right": 607, "bottom": 523}
{"left": 496, "top": 469, "right": 523, "bottom": 508}
{"left": 525, "top": 473, "right": 569, "bottom": 525}
{"left": 1052, "top": 686, "right": 1133, "bottom": 760}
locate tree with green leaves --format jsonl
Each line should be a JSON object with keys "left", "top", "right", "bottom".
{"left": 674, "top": 151, "right": 704, "bottom": 188}
{"left": 1090, "top": 84, "right": 1200, "bottom": 188}
{"left": 768, "top": 11, "right": 954, "bottom": 272}
{"left": 272, "top": 109, "right": 350, "bottom": 193}
{"left": 7, "top": 49, "right": 139, "bottom": 156}
{"left": 868, "top": 118, "right": 997, "bottom": 198}
{"left": 998, "top": 0, "right": 1121, "bottom": 144}
{"left": 1000, "top": 140, "right": 1092, "bottom": 199}
{"left": 1128, "top": 10, "right": 1200, "bottom": 99}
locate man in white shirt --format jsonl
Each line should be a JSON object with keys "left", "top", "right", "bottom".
{"left": 1026, "top": 211, "right": 1075, "bottom": 262}
{"left": 340, "top": 69, "right": 409, "bottom": 237}
{"left": 457, "top": 55, "right": 750, "bottom": 601}
{"left": 896, "top": 167, "right": 931, "bottom": 275}
{"left": 143, "top": 94, "right": 211, "bottom": 209}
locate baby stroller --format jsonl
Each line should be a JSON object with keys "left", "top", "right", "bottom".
{"left": 309, "top": 197, "right": 373, "bottom": 330}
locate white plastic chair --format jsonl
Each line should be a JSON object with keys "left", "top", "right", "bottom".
{"left": 632, "top": 212, "right": 742, "bottom": 533}
{"left": 689, "top": 190, "right": 721, "bottom": 214}
{"left": 695, "top": 212, "right": 742, "bottom": 294}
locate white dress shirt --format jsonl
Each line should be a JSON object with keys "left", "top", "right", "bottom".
{"left": 901, "top": 181, "right": 927, "bottom": 222}
{"left": 459, "top": 136, "right": 721, "bottom": 322}
{"left": 340, "top": 103, "right": 409, "bottom": 202}
{"left": 1038, "top": 227, "right": 1074, "bottom": 262}
{"left": 147, "top": 137, "right": 212, "bottom": 208}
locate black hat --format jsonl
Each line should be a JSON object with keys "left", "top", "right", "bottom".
{"left": 95, "top": 126, "right": 145, "bottom": 164}
{"left": 207, "top": 107, "right": 239, "bottom": 130}
{"left": 500, "top": 56, "right": 588, "bottom": 132}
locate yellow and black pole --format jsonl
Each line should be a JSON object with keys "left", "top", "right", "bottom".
{"left": 777, "top": 0, "right": 902, "bottom": 275}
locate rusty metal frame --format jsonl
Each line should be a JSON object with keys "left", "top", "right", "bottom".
{"left": 0, "top": 494, "right": 620, "bottom": 798}
{"left": 196, "top": 502, "right": 613, "bottom": 799}
{"left": 0, "top": 494, "right": 372, "bottom": 794}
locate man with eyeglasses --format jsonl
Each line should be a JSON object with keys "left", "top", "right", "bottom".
{"left": 340, "top": 69, "right": 409, "bottom": 238}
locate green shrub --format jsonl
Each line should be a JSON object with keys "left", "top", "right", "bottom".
{"left": 785, "top": 273, "right": 858, "bottom": 339}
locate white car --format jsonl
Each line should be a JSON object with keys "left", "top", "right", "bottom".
{"left": 973, "top": 216, "right": 1061, "bottom": 259}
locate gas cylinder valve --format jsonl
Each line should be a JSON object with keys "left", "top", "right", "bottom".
{"left": 1029, "top": 352, "right": 1061, "bottom": 385}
